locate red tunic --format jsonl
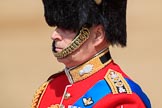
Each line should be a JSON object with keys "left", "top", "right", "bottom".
{"left": 32, "top": 50, "right": 151, "bottom": 108}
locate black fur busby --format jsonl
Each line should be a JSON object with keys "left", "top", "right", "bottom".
{"left": 42, "top": 0, "right": 127, "bottom": 46}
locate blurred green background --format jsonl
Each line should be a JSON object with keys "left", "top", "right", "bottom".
{"left": 0, "top": 0, "right": 161, "bottom": 108}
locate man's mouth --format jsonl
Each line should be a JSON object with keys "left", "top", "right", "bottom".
{"left": 55, "top": 47, "right": 63, "bottom": 52}
{"left": 52, "top": 41, "right": 63, "bottom": 53}
{"left": 52, "top": 41, "right": 57, "bottom": 52}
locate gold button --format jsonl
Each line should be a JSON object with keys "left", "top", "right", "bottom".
{"left": 64, "top": 92, "right": 71, "bottom": 99}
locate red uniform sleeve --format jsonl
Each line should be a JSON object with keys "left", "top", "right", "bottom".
{"left": 93, "top": 93, "right": 146, "bottom": 108}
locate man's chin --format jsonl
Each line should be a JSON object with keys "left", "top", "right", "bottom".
{"left": 56, "top": 55, "right": 74, "bottom": 66}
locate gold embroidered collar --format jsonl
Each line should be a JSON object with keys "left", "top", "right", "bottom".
{"left": 65, "top": 48, "right": 112, "bottom": 84}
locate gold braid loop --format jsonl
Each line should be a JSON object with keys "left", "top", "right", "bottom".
{"left": 31, "top": 82, "right": 49, "bottom": 108}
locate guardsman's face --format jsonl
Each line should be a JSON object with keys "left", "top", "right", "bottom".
{"left": 51, "top": 27, "right": 76, "bottom": 53}
{"left": 51, "top": 27, "right": 98, "bottom": 68}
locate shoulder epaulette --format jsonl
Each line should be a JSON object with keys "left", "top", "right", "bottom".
{"left": 104, "top": 69, "right": 132, "bottom": 94}
{"left": 31, "top": 81, "right": 49, "bottom": 108}
{"left": 32, "top": 70, "right": 65, "bottom": 108}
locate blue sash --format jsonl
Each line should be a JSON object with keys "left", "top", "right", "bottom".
{"left": 73, "top": 78, "right": 151, "bottom": 108}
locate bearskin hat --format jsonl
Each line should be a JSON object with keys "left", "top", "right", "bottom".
{"left": 42, "top": 0, "right": 127, "bottom": 46}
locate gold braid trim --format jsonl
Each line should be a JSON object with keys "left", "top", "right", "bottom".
{"left": 31, "top": 82, "right": 49, "bottom": 108}
{"left": 53, "top": 27, "right": 90, "bottom": 58}
{"left": 104, "top": 69, "right": 132, "bottom": 94}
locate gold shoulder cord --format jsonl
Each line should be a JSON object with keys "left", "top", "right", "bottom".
{"left": 31, "top": 81, "right": 49, "bottom": 108}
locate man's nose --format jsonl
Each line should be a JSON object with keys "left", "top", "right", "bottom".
{"left": 51, "top": 27, "right": 62, "bottom": 41}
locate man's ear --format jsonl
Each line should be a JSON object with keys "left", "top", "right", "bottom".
{"left": 92, "top": 25, "right": 105, "bottom": 46}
